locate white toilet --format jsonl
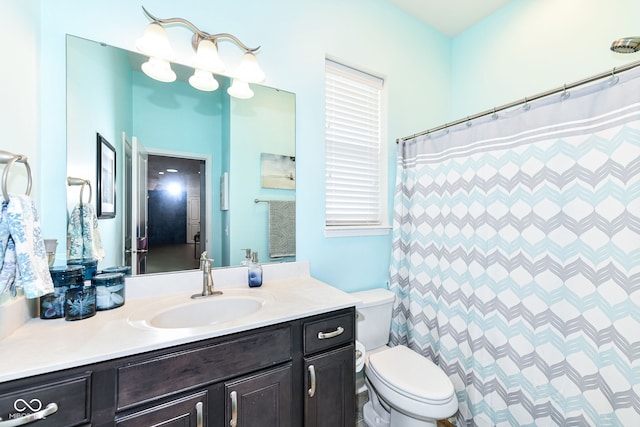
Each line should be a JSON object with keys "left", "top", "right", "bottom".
{"left": 353, "top": 288, "right": 458, "bottom": 427}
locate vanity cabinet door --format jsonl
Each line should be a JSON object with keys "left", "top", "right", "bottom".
{"left": 224, "top": 364, "right": 293, "bottom": 427}
{"left": 304, "top": 345, "right": 355, "bottom": 427}
{"left": 115, "top": 391, "right": 207, "bottom": 427}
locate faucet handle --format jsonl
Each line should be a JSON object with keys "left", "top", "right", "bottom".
{"left": 200, "top": 251, "right": 214, "bottom": 269}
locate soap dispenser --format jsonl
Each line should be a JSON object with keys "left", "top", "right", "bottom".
{"left": 241, "top": 248, "right": 252, "bottom": 266}
{"left": 248, "top": 251, "right": 263, "bottom": 287}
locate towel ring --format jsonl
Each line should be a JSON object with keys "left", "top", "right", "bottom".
{"left": 0, "top": 151, "right": 32, "bottom": 202}
{"left": 67, "top": 177, "right": 92, "bottom": 204}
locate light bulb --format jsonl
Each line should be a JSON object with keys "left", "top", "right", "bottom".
{"left": 136, "top": 23, "right": 174, "bottom": 60}
{"left": 194, "top": 39, "right": 225, "bottom": 74}
{"left": 227, "top": 79, "right": 254, "bottom": 99}
{"left": 234, "top": 52, "right": 265, "bottom": 83}
{"left": 141, "top": 57, "right": 176, "bottom": 83}
{"left": 189, "top": 69, "right": 220, "bottom": 92}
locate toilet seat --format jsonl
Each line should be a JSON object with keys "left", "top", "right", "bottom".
{"left": 367, "top": 346, "right": 454, "bottom": 404}
{"left": 365, "top": 345, "right": 458, "bottom": 421}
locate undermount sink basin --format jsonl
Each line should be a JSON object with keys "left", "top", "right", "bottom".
{"left": 148, "top": 296, "right": 265, "bottom": 329}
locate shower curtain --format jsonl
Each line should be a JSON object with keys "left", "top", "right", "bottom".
{"left": 390, "top": 68, "right": 640, "bottom": 426}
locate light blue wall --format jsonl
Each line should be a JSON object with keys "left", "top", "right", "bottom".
{"left": 132, "top": 71, "right": 223, "bottom": 264}
{"left": 31, "top": 0, "right": 450, "bottom": 293}
{"left": 451, "top": 0, "right": 640, "bottom": 118}
{"left": 66, "top": 36, "right": 132, "bottom": 267}
{"left": 4, "top": 0, "right": 640, "bottom": 297}
{"left": 0, "top": 0, "right": 40, "bottom": 205}
{"left": 229, "top": 85, "right": 295, "bottom": 266}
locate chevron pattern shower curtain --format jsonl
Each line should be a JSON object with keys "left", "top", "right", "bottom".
{"left": 390, "top": 69, "right": 640, "bottom": 426}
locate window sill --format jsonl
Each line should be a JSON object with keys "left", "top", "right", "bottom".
{"left": 324, "top": 225, "right": 392, "bottom": 238}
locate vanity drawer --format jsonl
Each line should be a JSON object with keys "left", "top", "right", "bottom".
{"left": 116, "top": 325, "right": 292, "bottom": 411}
{"left": 304, "top": 310, "right": 354, "bottom": 356}
{"left": 0, "top": 373, "right": 91, "bottom": 426}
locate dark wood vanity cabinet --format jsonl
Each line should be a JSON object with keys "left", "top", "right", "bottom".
{"left": 303, "top": 312, "right": 356, "bottom": 427}
{"left": 224, "top": 364, "right": 293, "bottom": 427}
{"left": 0, "top": 307, "right": 355, "bottom": 427}
{"left": 115, "top": 391, "right": 208, "bottom": 427}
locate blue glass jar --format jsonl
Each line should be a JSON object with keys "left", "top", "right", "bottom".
{"left": 65, "top": 284, "right": 96, "bottom": 321}
{"left": 101, "top": 265, "right": 131, "bottom": 277}
{"left": 92, "top": 272, "right": 126, "bottom": 311}
{"left": 40, "top": 266, "right": 84, "bottom": 319}
{"left": 67, "top": 258, "right": 98, "bottom": 280}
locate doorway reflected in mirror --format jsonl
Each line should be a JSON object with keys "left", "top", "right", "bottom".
{"left": 145, "top": 155, "right": 205, "bottom": 274}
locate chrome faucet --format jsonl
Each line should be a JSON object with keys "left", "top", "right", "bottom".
{"left": 192, "top": 251, "right": 223, "bottom": 299}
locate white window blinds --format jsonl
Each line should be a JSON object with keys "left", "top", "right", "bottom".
{"left": 325, "top": 60, "right": 384, "bottom": 227}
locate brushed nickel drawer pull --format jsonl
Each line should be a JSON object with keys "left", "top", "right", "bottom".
{"left": 317, "top": 326, "right": 344, "bottom": 339}
{"left": 196, "top": 401, "right": 203, "bottom": 427}
{"left": 0, "top": 403, "right": 58, "bottom": 426}
{"left": 308, "top": 365, "right": 316, "bottom": 397}
{"left": 230, "top": 391, "right": 238, "bottom": 427}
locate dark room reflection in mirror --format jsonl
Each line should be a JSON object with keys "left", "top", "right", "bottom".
{"left": 65, "top": 35, "right": 296, "bottom": 276}
{"left": 145, "top": 155, "right": 205, "bottom": 274}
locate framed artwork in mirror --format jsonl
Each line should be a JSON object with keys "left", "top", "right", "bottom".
{"left": 260, "top": 153, "right": 296, "bottom": 190}
{"left": 97, "top": 133, "right": 116, "bottom": 218}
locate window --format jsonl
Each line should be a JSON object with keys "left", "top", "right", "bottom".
{"left": 325, "top": 59, "right": 388, "bottom": 236}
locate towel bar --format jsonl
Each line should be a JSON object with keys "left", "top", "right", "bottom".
{"left": 0, "top": 150, "right": 32, "bottom": 201}
{"left": 254, "top": 198, "right": 294, "bottom": 203}
{"left": 67, "top": 177, "right": 92, "bottom": 204}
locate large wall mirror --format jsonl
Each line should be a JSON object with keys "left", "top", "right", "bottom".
{"left": 66, "top": 35, "right": 296, "bottom": 275}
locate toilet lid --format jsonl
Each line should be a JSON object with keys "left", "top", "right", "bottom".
{"left": 367, "top": 346, "right": 454, "bottom": 404}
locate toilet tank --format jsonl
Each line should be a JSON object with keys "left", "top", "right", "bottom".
{"left": 351, "top": 288, "right": 396, "bottom": 351}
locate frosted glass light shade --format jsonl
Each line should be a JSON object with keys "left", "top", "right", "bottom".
{"left": 189, "top": 69, "right": 219, "bottom": 92}
{"left": 234, "top": 52, "right": 265, "bottom": 83}
{"left": 194, "top": 39, "right": 225, "bottom": 74}
{"left": 136, "top": 23, "right": 174, "bottom": 60}
{"left": 141, "top": 57, "right": 176, "bottom": 83}
{"left": 227, "top": 79, "right": 254, "bottom": 99}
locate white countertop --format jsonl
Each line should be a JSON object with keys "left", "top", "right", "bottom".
{"left": 0, "top": 261, "right": 360, "bottom": 383}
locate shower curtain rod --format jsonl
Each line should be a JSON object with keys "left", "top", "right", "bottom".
{"left": 397, "top": 58, "right": 640, "bottom": 143}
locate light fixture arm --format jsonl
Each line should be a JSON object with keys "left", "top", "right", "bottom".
{"left": 141, "top": 6, "right": 260, "bottom": 53}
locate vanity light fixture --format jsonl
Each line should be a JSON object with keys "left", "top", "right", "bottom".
{"left": 136, "top": 6, "right": 265, "bottom": 98}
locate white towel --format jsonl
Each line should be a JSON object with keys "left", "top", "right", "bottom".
{"left": 0, "top": 196, "right": 54, "bottom": 299}
{"left": 67, "top": 202, "right": 105, "bottom": 260}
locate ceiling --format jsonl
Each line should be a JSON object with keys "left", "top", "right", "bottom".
{"left": 148, "top": 155, "right": 203, "bottom": 177}
{"left": 386, "top": 0, "right": 512, "bottom": 37}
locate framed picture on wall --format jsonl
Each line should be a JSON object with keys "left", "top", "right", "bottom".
{"left": 97, "top": 133, "right": 116, "bottom": 219}
{"left": 260, "top": 153, "right": 296, "bottom": 190}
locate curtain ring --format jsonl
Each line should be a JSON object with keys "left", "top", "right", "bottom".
{"left": 466, "top": 116, "right": 472, "bottom": 127}
{"left": 523, "top": 97, "right": 531, "bottom": 111}
{"left": 2, "top": 155, "right": 32, "bottom": 202}
{"left": 491, "top": 108, "right": 499, "bottom": 120}
{"left": 560, "top": 84, "right": 570, "bottom": 100}
{"left": 609, "top": 67, "right": 619, "bottom": 86}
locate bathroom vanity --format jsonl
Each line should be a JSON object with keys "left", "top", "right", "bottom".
{"left": 0, "top": 262, "right": 358, "bottom": 427}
